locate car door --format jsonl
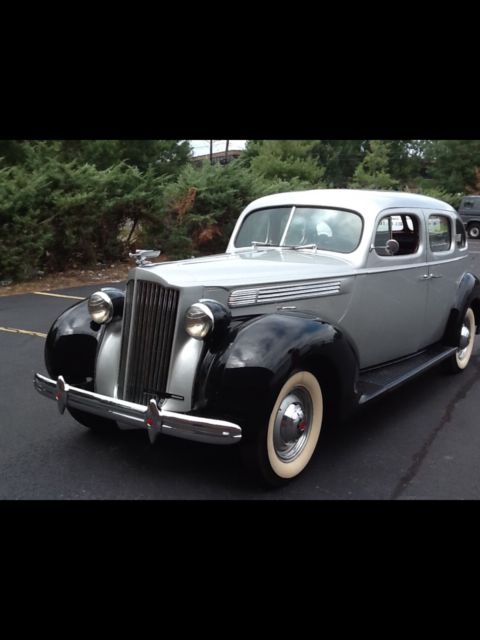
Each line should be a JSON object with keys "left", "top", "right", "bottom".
{"left": 348, "top": 208, "right": 427, "bottom": 369}
{"left": 422, "top": 211, "right": 469, "bottom": 347}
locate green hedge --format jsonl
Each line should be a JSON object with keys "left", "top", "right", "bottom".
{"left": 0, "top": 156, "right": 168, "bottom": 280}
{"left": 0, "top": 139, "right": 468, "bottom": 282}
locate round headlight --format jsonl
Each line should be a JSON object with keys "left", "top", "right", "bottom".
{"left": 88, "top": 291, "right": 113, "bottom": 324}
{"left": 184, "top": 302, "right": 214, "bottom": 339}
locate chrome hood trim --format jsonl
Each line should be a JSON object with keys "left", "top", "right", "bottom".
{"left": 229, "top": 280, "right": 342, "bottom": 307}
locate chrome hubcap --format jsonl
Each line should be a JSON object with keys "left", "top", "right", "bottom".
{"left": 273, "top": 388, "right": 312, "bottom": 461}
{"left": 458, "top": 321, "right": 472, "bottom": 361}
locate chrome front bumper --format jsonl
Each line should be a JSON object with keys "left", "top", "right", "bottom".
{"left": 34, "top": 373, "right": 242, "bottom": 445}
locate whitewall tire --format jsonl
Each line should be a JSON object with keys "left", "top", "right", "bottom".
{"left": 266, "top": 371, "right": 323, "bottom": 479}
{"left": 453, "top": 307, "right": 476, "bottom": 371}
{"left": 241, "top": 370, "right": 323, "bottom": 485}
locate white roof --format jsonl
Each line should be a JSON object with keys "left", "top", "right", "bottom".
{"left": 243, "top": 189, "right": 454, "bottom": 217}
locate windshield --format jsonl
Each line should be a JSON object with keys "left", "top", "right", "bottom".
{"left": 234, "top": 206, "right": 363, "bottom": 253}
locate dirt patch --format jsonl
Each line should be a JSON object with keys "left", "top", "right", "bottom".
{"left": 0, "top": 262, "right": 132, "bottom": 297}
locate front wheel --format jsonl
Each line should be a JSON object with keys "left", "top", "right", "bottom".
{"left": 446, "top": 307, "right": 476, "bottom": 374}
{"left": 241, "top": 371, "right": 323, "bottom": 486}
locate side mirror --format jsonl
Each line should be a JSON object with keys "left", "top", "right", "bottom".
{"left": 385, "top": 239, "right": 400, "bottom": 255}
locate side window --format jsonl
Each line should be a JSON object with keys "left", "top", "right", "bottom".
{"left": 456, "top": 219, "right": 467, "bottom": 248}
{"left": 374, "top": 214, "right": 420, "bottom": 256}
{"left": 428, "top": 215, "right": 451, "bottom": 252}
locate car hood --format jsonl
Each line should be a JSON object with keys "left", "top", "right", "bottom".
{"left": 137, "top": 250, "right": 355, "bottom": 289}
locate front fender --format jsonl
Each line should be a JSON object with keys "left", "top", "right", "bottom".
{"left": 45, "top": 299, "right": 104, "bottom": 387}
{"left": 193, "top": 311, "right": 359, "bottom": 440}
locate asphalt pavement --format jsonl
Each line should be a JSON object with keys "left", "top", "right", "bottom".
{"left": 1, "top": 249, "right": 480, "bottom": 500}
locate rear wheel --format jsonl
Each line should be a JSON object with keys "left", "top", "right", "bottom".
{"left": 68, "top": 407, "right": 118, "bottom": 433}
{"left": 446, "top": 307, "right": 476, "bottom": 373}
{"left": 468, "top": 223, "right": 480, "bottom": 239}
{"left": 241, "top": 371, "right": 323, "bottom": 486}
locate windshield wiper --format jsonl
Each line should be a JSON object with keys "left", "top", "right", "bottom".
{"left": 290, "top": 243, "right": 317, "bottom": 251}
{"left": 251, "top": 241, "right": 317, "bottom": 252}
{"left": 251, "top": 241, "right": 281, "bottom": 249}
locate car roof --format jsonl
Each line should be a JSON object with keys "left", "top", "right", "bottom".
{"left": 244, "top": 189, "right": 455, "bottom": 217}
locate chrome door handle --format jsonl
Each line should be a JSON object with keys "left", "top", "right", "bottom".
{"left": 420, "top": 273, "right": 442, "bottom": 280}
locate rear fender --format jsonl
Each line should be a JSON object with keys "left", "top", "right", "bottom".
{"left": 444, "top": 273, "right": 480, "bottom": 346}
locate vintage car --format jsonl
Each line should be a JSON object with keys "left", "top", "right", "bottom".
{"left": 34, "top": 189, "right": 480, "bottom": 485}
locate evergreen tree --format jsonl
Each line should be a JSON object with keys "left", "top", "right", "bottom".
{"left": 387, "top": 140, "right": 428, "bottom": 185}
{"left": 0, "top": 142, "right": 169, "bottom": 279}
{"left": 144, "top": 161, "right": 264, "bottom": 258}
{"left": 349, "top": 140, "right": 399, "bottom": 190}
{"left": 0, "top": 140, "right": 27, "bottom": 166}
{"left": 310, "top": 140, "right": 366, "bottom": 187}
{"left": 58, "top": 140, "right": 191, "bottom": 175}
{"left": 424, "top": 140, "right": 480, "bottom": 194}
{"left": 244, "top": 140, "right": 325, "bottom": 188}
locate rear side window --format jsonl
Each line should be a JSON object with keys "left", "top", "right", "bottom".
{"left": 428, "top": 215, "right": 451, "bottom": 252}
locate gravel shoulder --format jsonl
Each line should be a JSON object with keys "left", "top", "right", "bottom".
{"left": 0, "top": 262, "right": 132, "bottom": 297}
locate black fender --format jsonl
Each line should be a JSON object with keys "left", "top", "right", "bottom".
{"left": 44, "top": 299, "right": 104, "bottom": 388}
{"left": 443, "top": 273, "right": 480, "bottom": 346}
{"left": 193, "top": 311, "right": 359, "bottom": 441}
{"left": 44, "top": 287, "right": 125, "bottom": 386}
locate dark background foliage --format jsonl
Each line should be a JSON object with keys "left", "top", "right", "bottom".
{"left": 0, "top": 139, "right": 478, "bottom": 281}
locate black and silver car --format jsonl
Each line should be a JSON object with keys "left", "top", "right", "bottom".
{"left": 34, "top": 190, "right": 480, "bottom": 485}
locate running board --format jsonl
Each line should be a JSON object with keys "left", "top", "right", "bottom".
{"left": 358, "top": 345, "right": 457, "bottom": 405}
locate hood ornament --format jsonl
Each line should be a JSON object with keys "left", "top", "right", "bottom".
{"left": 129, "top": 249, "right": 161, "bottom": 267}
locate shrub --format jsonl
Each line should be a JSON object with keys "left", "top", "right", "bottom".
{"left": 141, "top": 161, "right": 265, "bottom": 258}
{"left": 0, "top": 146, "right": 169, "bottom": 280}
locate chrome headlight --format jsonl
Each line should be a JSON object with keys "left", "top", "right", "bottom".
{"left": 88, "top": 291, "right": 113, "bottom": 324}
{"left": 184, "top": 302, "right": 215, "bottom": 339}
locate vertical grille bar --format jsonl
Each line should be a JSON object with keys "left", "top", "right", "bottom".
{"left": 117, "top": 280, "right": 179, "bottom": 404}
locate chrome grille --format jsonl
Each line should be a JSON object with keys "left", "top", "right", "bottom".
{"left": 118, "top": 280, "right": 179, "bottom": 405}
